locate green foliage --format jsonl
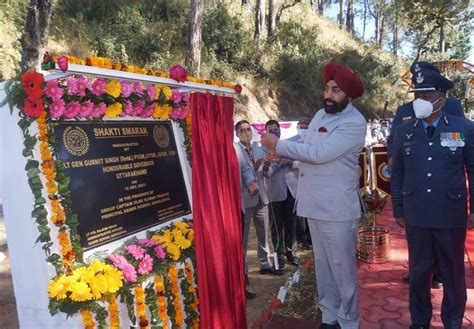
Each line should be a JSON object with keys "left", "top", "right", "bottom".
{"left": 202, "top": 4, "right": 245, "bottom": 64}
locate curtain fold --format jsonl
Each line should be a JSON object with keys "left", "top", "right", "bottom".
{"left": 191, "top": 93, "right": 247, "bottom": 329}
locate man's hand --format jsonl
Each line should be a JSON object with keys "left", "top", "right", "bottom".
{"left": 395, "top": 217, "right": 405, "bottom": 227}
{"left": 260, "top": 133, "right": 278, "bottom": 151}
{"left": 468, "top": 213, "right": 474, "bottom": 230}
{"left": 247, "top": 181, "right": 259, "bottom": 196}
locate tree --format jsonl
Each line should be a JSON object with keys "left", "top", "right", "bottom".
{"left": 268, "top": 0, "right": 276, "bottom": 41}
{"left": 185, "top": 0, "right": 203, "bottom": 75}
{"left": 255, "top": 0, "right": 265, "bottom": 47}
{"left": 345, "top": 0, "right": 355, "bottom": 34}
{"left": 339, "top": 0, "right": 344, "bottom": 29}
{"left": 20, "top": 0, "right": 53, "bottom": 72}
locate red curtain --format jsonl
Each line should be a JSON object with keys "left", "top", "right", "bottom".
{"left": 191, "top": 93, "right": 247, "bottom": 329}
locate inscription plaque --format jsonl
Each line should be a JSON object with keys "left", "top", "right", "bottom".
{"left": 54, "top": 121, "right": 191, "bottom": 250}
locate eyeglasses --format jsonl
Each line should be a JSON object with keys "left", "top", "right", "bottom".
{"left": 239, "top": 128, "right": 252, "bottom": 133}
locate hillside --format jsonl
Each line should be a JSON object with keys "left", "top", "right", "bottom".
{"left": 1, "top": 1, "right": 411, "bottom": 122}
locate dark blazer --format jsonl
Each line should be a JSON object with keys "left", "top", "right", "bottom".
{"left": 391, "top": 113, "right": 474, "bottom": 228}
{"left": 387, "top": 98, "right": 465, "bottom": 158}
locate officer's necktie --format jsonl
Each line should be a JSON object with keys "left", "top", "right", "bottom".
{"left": 245, "top": 147, "right": 255, "bottom": 165}
{"left": 426, "top": 125, "right": 435, "bottom": 138}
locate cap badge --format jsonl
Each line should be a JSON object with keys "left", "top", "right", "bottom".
{"left": 416, "top": 72, "right": 424, "bottom": 84}
{"left": 414, "top": 64, "right": 421, "bottom": 72}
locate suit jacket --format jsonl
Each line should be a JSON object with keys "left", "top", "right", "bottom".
{"left": 283, "top": 134, "right": 302, "bottom": 198}
{"left": 387, "top": 98, "right": 465, "bottom": 157}
{"left": 391, "top": 113, "right": 474, "bottom": 228}
{"left": 234, "top": 142, "right": 270, "bottom": 209}
{"left": 276, "top": 103, "right": 367, "bottom": 221}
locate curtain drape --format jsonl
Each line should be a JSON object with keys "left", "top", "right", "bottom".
{"left": 191, "top": 92, "right": 247, "bottom": 329}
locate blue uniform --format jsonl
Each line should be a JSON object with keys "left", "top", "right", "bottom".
{"left": 391, "top": 113, "right": 474, "bottom": 327}
{"left": 387, "top": 98, "right": 465, "bottom": 158}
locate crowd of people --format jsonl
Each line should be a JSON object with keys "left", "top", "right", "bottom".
{"left": 234, "top": 61, "right": 473, "bottom": 329}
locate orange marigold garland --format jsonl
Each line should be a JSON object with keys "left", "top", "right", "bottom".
{"left": 108, "top": 294, "right": 121, "bottom": 329}
{"left": 168, "top": 265, "right": 183, "bottom": 329}
{"left": 154, "top": 276, "right": 169, "bottom": 329}
{"left": 37, "top": 111, "right": 75, "bottom": 272}
{"left": 181, "top": 263, "right": 199, "bottom": 329}
{"left": 135, "top": 286, "right": 149, "bottom": 329}
{"left": 80, "top": 309, "right": 95, "bottom": 329}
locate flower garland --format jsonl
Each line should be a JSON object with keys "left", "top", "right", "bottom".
{"left": 42, "top": 53, "right": 243, "bottom": 94}
{"left": 182, "top": 263, "right": 199, "bottom": 329}
{"left": 154, "top": 276, "right": 169, "bottom": 329}
{"left": 81, "top": 309, "right": 95, "bottom": 329}
{"left": 135, "top": 286, "right": 149, "bottom": 329}
{"left": 108, "top": 294, "right": 121, "bottom": 329}
{"left": 168, "top": 265, "right": 183, "bottom": 329}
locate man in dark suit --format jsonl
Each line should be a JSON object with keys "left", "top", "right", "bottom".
{"left": 387, "top": 62, "right": 465, "bottom": 289}
{"left": 391, "top": 63, "right": 474, "bottom": 329}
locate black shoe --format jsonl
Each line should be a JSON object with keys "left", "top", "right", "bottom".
{"left": 409, "top": 324, "right": 430, "bottom": 329}
{"left": 246, "top": 289, "right": 256, "bottom": 299}
{"left": 402, "top": 275, "right": 409, "bottom": 283}
{"left": 431, "top": 278, "right": 443, "bottom": 289}
{"left": 300, "top": 243, "right": 312, "bottom": 250}
{"left": 319, "top": 323, "right": 341, "bottom": 329}
{"left": 287, "top": 255, "right": 300, "bottom": 266}
{"left": 260, "top": 267, "right": 284, "bottom": 276}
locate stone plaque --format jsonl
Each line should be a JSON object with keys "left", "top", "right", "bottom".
{"left": 54, "top": 121, "right": 191, "bottom": 250}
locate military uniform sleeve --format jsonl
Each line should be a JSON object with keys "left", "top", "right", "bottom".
{"left": 464, "top": 123, "right": 474, "bottom": 214}
{"left": 390, "top": 126, "right": 405, "bottom": 218}
{"left": 448, "top": 98, "right": 465, "bottom": 118}
{"left": 275, "top": 120, "right": 366, "bottom": 165}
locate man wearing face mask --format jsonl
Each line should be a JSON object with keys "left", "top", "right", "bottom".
{"left": 390, "top": 65, "right": 474, "bottom": 329}
{"left": 261, "top": 63, "right": 366, "bottom": 329}
{"left": 387, "top": 62, "right": 465, "bottom": 289}
{"left": 261, "top": 119, "right": 299, "bottom": 268}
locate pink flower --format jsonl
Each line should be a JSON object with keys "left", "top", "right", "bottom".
{"left": 44, "top": 80, "right": 64, "bottom": 100}
{"left": 138, "top": 254, "right": 153, "bottom": 275}
{"left": 140, "top": 105, "right": 154, "bottom": 118}
{"left": 57, "top": 56, "right": 68, "bottom": 72}
{"left": 169, "top": 65, "right": 187, "bottom": 82}
{"left": 123, "top": 101, "right": 135, "bottom": 116}
{"left": 64, "top": 101, "right": 81, "bottom": 118}
{"left": 134, "top": 101, "right": 145, "bottom": 117}
{"left": 132, "top": 82, "right": 143, "bottom": 96}
{"left": 154, "top": 245, "right": 166, "bottom": 260}
{"left": 49, "top": 99, "right": 65, "bottom": 118}
{"left": 91, "top": 102, "right": 106, "bottom": 118}
{"left": 76, "top": 76, "right": 89, "bottom": 96}
{"left": 146, "top": 84, "right": 156, "bottom": 101}
{"left": 234, "top": 84, "right": 243, "bottom": 94}
{"left": 91, "top": 78, "right": 106, "bottom": 96}
{"left": 109, "top": 254, "right": 128, "bottom": 268}
{"left": 80, "top": 100, "right": 94, "bottom": 117}
{"left": 120, "top": 80, "right": 132, "bottom": 98}
{"left": 121, "top": 263, "right": 137, "bottom": 283}
{"left": 66, "top": 78, "right": 78, "bottom": 95}
{"left": 126, "top": 244, "right": 145, "bottom": 260}
{"left": 170, "top": 90, "right": 189, "bottom": 104}
{"left": 138, "top": 239, "right": 156, "bottom": 247}
{"left": 169, "top": 106, "right": 188, "bottom": 120}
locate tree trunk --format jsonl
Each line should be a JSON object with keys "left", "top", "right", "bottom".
{"left": 378, "top": 14, "right": 385, "bottom": 47}
{"left": 362, "top": 0, "right": 367, "bottom": 41}
{"left": 242, "top": 0, "right": 250, "bottom": 4}
{"left": 268, "top": 0, "right": 276, "bottom": 42}
{"left": 339, "top": 0, "right": 344, "bottom": 29}
{"left": 345, "top": 0, "right": 354, "bottom": 34}
{"left": 20, "top": 0, "right": 53, "bottom": 73}
{"left": 439, "top": 24, "right": 445, "bottom": 53}
{"left": 255, "top": 0, "right": 265, "bottom": 47}
{"left": 185, "top": 0, "right": 203, "bottom": 76}
{"left": 318, "top": 0, "right": 324, "bottom": 14}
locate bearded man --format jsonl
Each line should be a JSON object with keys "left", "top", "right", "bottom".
{"left": 261, "top": 63, "right": 367, "bottom": 329}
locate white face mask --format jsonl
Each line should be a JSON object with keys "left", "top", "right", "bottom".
{"left": 413, "top": 97, "right": 441, "bottom": 119}
{"left": 297, "top": 128, "right": 307, "bottom": 137}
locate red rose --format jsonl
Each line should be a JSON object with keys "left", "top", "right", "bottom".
{"left": 21, "top": 71, "right": 44, "bottom": 98}
{"left": 234, "top": 84, "right": 243, "bottom": 94}
{"left": 169, "top": 65, "right": 188, "bottom": 82}
{"left": 23, "top": 97, "right": 44, "bottom": 117}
